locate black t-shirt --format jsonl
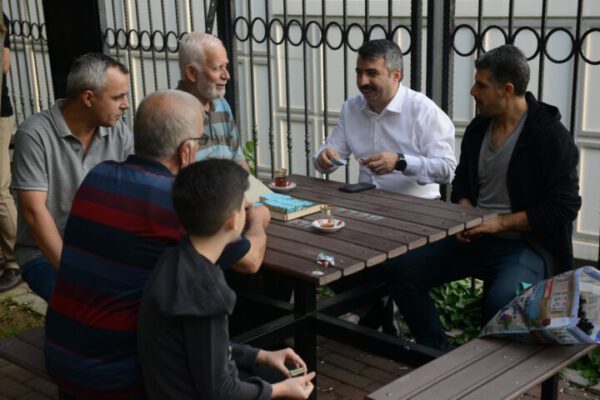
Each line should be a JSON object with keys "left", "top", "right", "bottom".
{"left": 1, "top": 13, "right": 13, "bottom": 117}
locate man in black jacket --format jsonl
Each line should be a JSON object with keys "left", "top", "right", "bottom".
{"left": 390, "top": 45, "right": 581, "bottom": 352}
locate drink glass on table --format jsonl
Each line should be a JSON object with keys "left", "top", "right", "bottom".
{"left": 274, "top": 168, "right": 288, "bottom": 187}
{"left": 320, "top": 204, "right": 335, "bottom": 227}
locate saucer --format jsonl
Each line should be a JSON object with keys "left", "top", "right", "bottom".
{"left": 268, "top": 181, "right": 296, "bottom": 192}
{"left": 312, "top": 218, "right": 345, "bottom": 232}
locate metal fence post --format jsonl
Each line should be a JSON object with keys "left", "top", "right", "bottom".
{"left": 216, "top": 0, "right": 238, "bottom": 121}
{"left": 41, "top": 0, "right": 104, "bottom": 99}
{"left": 426, "top": 0, "right": 455, "bottom": 200}
{"left": 425, "top": 0, "right": 455, "bottom": 114}
{"left": 410, "top": 0, "right": 423, "bottom": 92}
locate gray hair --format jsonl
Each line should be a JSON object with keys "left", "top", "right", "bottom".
{"left": 358, "top": 39, "right": 403, "bottom": 73}
{"left": 475, "top": 45, "right": 530, "bottom": 96}
{"left": 134, "top": 90, "right": 203, "bottom": 159}
{"left": 178, "top": 32, "right": 224, "bottom": 76}
{"left": 65, "top": 53, "right": 129, "bottom": 98}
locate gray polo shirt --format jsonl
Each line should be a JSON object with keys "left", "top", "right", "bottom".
{"left": 11, "top": 100, "right": 134, "bottom": 265}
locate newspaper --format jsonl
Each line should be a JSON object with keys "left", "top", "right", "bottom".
{"left": 479, "top": 266, "right": 600, "bottom": 344}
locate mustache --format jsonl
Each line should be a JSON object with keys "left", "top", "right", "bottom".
{"left": 360, "top": 85, "right": 376, "bottom": 92}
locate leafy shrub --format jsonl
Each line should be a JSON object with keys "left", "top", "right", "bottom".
{"left": 429, "top": 279, "right": 483, "bottom": 346}
{"left": 570, "top": 347, "right": 600, "bottom": 386}
{"left": 243, "top": 140, "right": 256, "bottom": 176}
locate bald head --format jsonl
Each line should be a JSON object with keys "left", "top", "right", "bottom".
{"left": 134, "top": 90, "right": 203, "bottom": 160}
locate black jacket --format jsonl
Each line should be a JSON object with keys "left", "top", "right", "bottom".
{"left": 451, "top": 92, "right": 581, "bottom": 276}
{"left": 138, "top": 236, "right": 271, "bottom": 400}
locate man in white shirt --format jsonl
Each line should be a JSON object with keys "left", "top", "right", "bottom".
{"left": 313, "top": 39, "right": 456, "bottom": 199}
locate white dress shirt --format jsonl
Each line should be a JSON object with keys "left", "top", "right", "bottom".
{"left": 313, "top": 84, "right": 456, "bottom": 199}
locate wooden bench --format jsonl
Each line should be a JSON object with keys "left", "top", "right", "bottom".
{"left": 366, "top": 337, "right": 597, "bottom": 400}
{"left": 0, "top": 327, "right": 50, "bottom": 381}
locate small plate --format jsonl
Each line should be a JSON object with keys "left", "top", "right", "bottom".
{"left": 312, "top": 218, "right": 345, "bottom": 232}
{"left": 268, "top": 181, "right": 296, "bottom": 192}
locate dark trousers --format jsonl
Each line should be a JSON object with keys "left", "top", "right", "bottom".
{"left": 389, "top": 235, "right": 545, "bottom": 351}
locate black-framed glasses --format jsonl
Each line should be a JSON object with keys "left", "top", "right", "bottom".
{"left": 186, "top": 134, "right": 209, "bottom": 146}
{"left": 178, "top": 134, "right": 209, "bottom": 150}
{"left": 177, "top": 134, "right": 209, "bottom": 158}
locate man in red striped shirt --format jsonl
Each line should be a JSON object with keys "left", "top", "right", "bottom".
{"left": 44, "top": 90, "right": 269, "bottom": 399}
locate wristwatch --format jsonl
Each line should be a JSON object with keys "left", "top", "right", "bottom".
{"left": 394, "top": 152, "right": 407, "bottom": 171}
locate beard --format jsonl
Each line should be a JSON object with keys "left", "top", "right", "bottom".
{"left": 198, "top": 80, "right": 226, "bottom": 101}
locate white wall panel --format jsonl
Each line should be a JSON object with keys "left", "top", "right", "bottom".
{"left": 574, "top": 143, "right": 600, "bottom": 261}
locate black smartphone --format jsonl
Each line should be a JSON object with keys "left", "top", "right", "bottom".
{"left": 339, "top": 182, "right": 376, "bottom": 193}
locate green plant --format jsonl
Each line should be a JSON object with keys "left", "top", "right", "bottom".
{"left": 429, "top": 279, "right": 483, "bottom": 346}
{"left": 570, "top": 347, "right": 600, "bottom": 386}
{"left": 242, "top": 140, "right": 256, "bottom": 176}
{"left": 0, "top": 298, "right": 44, "bottom": 339}
{"left": 316, "top": 285, "right": 335, "bottom": 299}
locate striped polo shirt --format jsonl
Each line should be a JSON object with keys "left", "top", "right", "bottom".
{"left": 44, "top": 155, "right": 249, "bottom": 399}
{"left": 195, "top": 98, "right": 246, "bottom": 162}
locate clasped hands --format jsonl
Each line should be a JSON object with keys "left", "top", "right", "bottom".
{"left": 318, "top": 148, "right": 399, "bottom": 175}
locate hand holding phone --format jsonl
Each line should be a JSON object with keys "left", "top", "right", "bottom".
{"left": 339, "top": 182, "right": 376, "bottom": 193}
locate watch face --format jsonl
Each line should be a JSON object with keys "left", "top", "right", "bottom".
{"left": 396, "top": 154, "right": 407, "bottom": 171}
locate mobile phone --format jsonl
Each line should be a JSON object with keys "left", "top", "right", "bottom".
{"left": 339, "top": 182, "right": 376, "bottom": 193}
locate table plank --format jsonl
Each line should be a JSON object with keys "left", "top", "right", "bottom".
{"left": 262, "top": 250, "right": 341, "bottom": 285}
{"left": 333, "top": 206, "right": 447, "bottom": 242}
{"left": 287, "top": 186, "right": 466, "bottom": 235}
{"left": 295, "top": 177, "right": 484, "bottom": 229}
{"left": 268, "top": 223, "right": 389, "bottom": 266}
{"left": 266, "top": 235, "right": 365, "bottom": 276}
{"left": 291, "top": 174, "right": 496, "bottom": 221}
{"left": 302, "top": 212, "right": 427, "bottom": 250}
{"left": 286, "top": 217, "right": 410, "bottom": 258}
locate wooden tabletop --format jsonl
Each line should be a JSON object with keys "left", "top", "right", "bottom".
{"left": 262, "top": 175, "right": 497, "bottom": 286}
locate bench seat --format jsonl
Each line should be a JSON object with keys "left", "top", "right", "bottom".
{"left": 366, "top": 337, "right": 597, "bottom": 400}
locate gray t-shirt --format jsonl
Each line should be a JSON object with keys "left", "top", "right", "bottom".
{"left": 476, "top": 113, "right": 527, "bottom": 215}
{"left": 11, "top": 100, "right": 134, "bottom": 265}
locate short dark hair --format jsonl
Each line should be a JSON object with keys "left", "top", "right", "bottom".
{"left": 172, "top": 159, "right": 249, "bottom": 237}
{"left": 474, "top": 45, "right": 530, "bottom": 96}
{"left": 358, "top": 39, "right": 403, "bottom": 73}
{"left": 66, "top": 53, "right": 129, "bottom": 98}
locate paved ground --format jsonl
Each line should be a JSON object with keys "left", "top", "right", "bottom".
{"left": 1, "top": 281, "right": 599, "bottom": 400}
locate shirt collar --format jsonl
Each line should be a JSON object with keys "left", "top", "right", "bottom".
{"left": 125, "top": 154, "right": 175, "bottom": 177}
{"left": 52, "top": 99, "right": 108, "bottom": 138}
{"left": 51, "top": 99, "right": 74, "bottom": 138}
{"left": 359, "top": 84, "right": 406, "bottom": 115}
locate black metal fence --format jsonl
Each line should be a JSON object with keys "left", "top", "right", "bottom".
{"left": 450, "top": 0, "right": 600, "bottom": 137}
{"left": 4, "top": 0, "right": 53, "bottom": 125}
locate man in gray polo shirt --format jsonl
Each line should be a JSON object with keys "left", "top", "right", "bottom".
{"left": 11, "top": 53, "right": 133, "bottom": 301}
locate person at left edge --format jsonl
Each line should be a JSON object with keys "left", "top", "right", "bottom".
{"left": 11, "top": 53, "right": 133, "bottom": 300}
{"left": 0, "top": 12, "right": 20, "bottom": 292}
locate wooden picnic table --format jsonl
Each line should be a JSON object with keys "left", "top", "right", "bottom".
{"left": 232, "top": 174, "right": 496, "bottom": 397}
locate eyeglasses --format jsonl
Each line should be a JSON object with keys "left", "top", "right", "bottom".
{"left": 185, "top": 134, "right": 209, "bottom": 146}
{"left": 177, "top": 134, "right": 209, "bottom": 156}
